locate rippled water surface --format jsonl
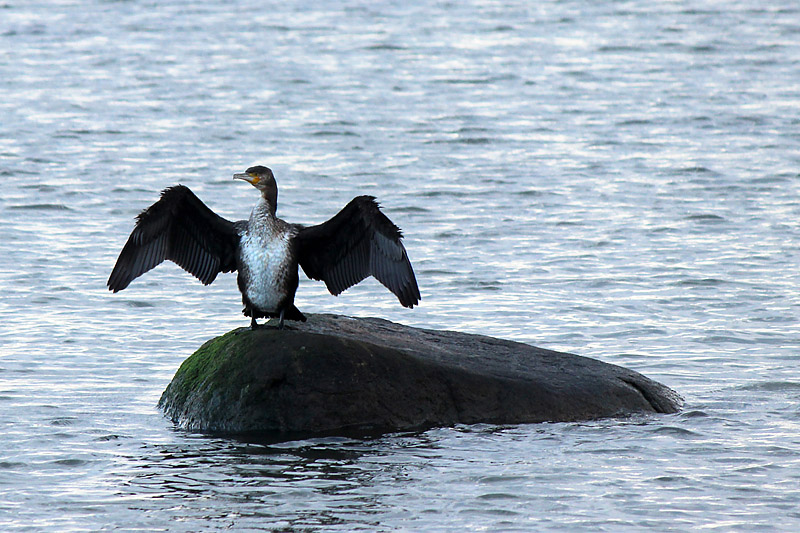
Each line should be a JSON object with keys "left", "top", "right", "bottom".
{"left": 2, "top": 0, "right": 800, "bottom": 530}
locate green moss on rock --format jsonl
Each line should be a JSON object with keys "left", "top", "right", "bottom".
{"left": 158, "top": 329, "right": 254, "bottom": 420}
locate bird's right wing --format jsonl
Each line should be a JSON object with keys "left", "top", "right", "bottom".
{"left": 107, "top": 185, "right": 240, "bottom": 292}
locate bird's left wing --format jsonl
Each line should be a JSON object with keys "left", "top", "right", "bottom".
{"left": 294, "top": 195, "right": 421, "bottom": 308}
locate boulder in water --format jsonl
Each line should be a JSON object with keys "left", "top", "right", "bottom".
{"left": 158, "top": 314, "right": 681, "bottom": 435}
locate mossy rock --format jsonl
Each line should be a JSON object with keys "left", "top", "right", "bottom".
{"left": 158, "top": 314, "right": 682, "bottom": 436}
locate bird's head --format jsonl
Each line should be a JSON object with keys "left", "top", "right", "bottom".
{"left": 234, "top": 165, "right": 278, "bottom": 205}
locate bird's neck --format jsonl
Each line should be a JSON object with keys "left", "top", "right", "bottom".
{"left": 248, "top": 197, "right": 278, "bottom": 236}
{"left": 255, "top": 194, "right": 277, "bottom": 219}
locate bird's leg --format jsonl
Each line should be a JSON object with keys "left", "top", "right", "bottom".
{"left": 250, "top": 316, "right": 258, "bottom": 330}
{"left": 278, "top": 308, "right": 285, "bottom": 330}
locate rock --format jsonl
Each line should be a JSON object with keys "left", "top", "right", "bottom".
{"left": 158, "top": 314, "right": 682, "bottom": 435}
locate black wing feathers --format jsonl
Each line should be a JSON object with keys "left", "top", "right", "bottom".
{"left": 108, "top": 185, "right": 239, "bottom": 292}
{"left": 295, "top": 196, "right": 421, "bottom": 308}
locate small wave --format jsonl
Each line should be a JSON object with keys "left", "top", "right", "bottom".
{"left": 56, "top": 128, "right": 125, "bottom": 137}
{"left": 425, "top": 137, "right": 492, "bottom": 145}
{"left": 311, "top": 130, "right": 359, "bottom": 137}
{"left": 674, "top": 278, "right": 725, "bottom": 287}
{"left": 735, "top": 465, "right": 774, "bottom": 474}
{"left": 125, "top": 300, "right": 155, "bottom": 308}
{"left": 516, "top": 189, "right": 544, "bottom": 197}
{"left": 30, "top": 295, "right": 62, "bottom": 304}
{"left": 478, "top": 475, "right": 529, "bottom": 484}
{"left": 700, "top": 335, "right": 757, "bottom": 345}
{"left": 684, "top": 213, "right": 726, "bottom": 223}
{"left": 752, "top": 173, "right": 797, "bottom": 184}
{"left": 678, "top": 165, "right": 720, "bottom": 175}
{"left": 689, "top": 44, "right": 718, "bottom": 53}
{"left": 457, "top": 126, "right": 490, "bottom": 134}
{"left": 420, "top": 268, "right": 457, "bottom": 276}
{"left": 434, "top": 76, "right": 513, "bottom": 85}
{"left": 7, "top": 203, "right": 72, "bottom": 211}
{"left": 679, "top": 410, "right": 710, "bottom": 419}
{"left": 650, "top": 475, "right": 690, "bottom": 483}
{"left": 597, "top": 45, "right": 642, "bottom": 53}
{"left": 52, "top": 285, "right": 75, "bottom": 292}
{"left": 52, "top": 458, "right": 89, "bottom": 467}
{"left": 50, "top": 417, "right": 78, "bottom": 426}
{"left": 478, "top": 492, "right": 520, "bottom": 501}
{"left": 616, "top": 118, "right": 653, "bottom": 126}
{"left": 734, "top": 114, "right": 767, "bottom": 125}
{"left": 23, "top": 184, "right": 59, "bottom": 192}
{"left": 738, "top": 381, "right": 800, "bottom": 392}
{"left": 420, "top": 190, "right": 471, "bottom": 198}
{"left": 110, "top": 186, "right": 153, "bottom": 194}
{"left": 471, "top": 281, "right": 503, "bottom": 291}
{"left": 651, "top": 426, "right": 700, "bottom": 438}
{"left": 458, "top": 137, "right": 491, "bottom": 145}
{"left": 365, "top": 43, "right": 405, "bottom": 51}
{"left": 748, "top": 315, "right": 797, "bottom": 324}
{"left": 95, "top": 434, "right": 128, "bottom": 441}
{"left": 392, "top": 206, "right": 430, "bottom": 213}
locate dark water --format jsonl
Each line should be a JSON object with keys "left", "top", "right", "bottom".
{"left": 2, "top": 0, "right": 800, "bottom": 530}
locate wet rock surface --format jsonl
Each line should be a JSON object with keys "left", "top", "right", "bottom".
{"left": 158, "top": 314, "right": 682, "bottom": 435}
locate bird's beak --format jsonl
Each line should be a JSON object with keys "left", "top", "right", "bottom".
{"left": 233, "top": 172, "right": 260, "bottom": 185}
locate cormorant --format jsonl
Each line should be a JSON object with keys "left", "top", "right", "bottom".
{"left": 107, "top": 166, "right": 421, "bottom": 328}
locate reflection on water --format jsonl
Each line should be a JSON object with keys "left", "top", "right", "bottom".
{"left": 122, "top": 433, "right": 443, "bottom": 529}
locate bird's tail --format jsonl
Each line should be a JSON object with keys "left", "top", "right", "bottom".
{"left": 284, "top": 304, "right": 307, "bottom": 322}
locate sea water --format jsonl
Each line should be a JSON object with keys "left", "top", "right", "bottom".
{"left": 1, "top": 0, "right": 799, "bottom": 530}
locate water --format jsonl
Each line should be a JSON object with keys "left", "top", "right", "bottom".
{"left": 2, "top": 0, "right": 799, "bottom": 529}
